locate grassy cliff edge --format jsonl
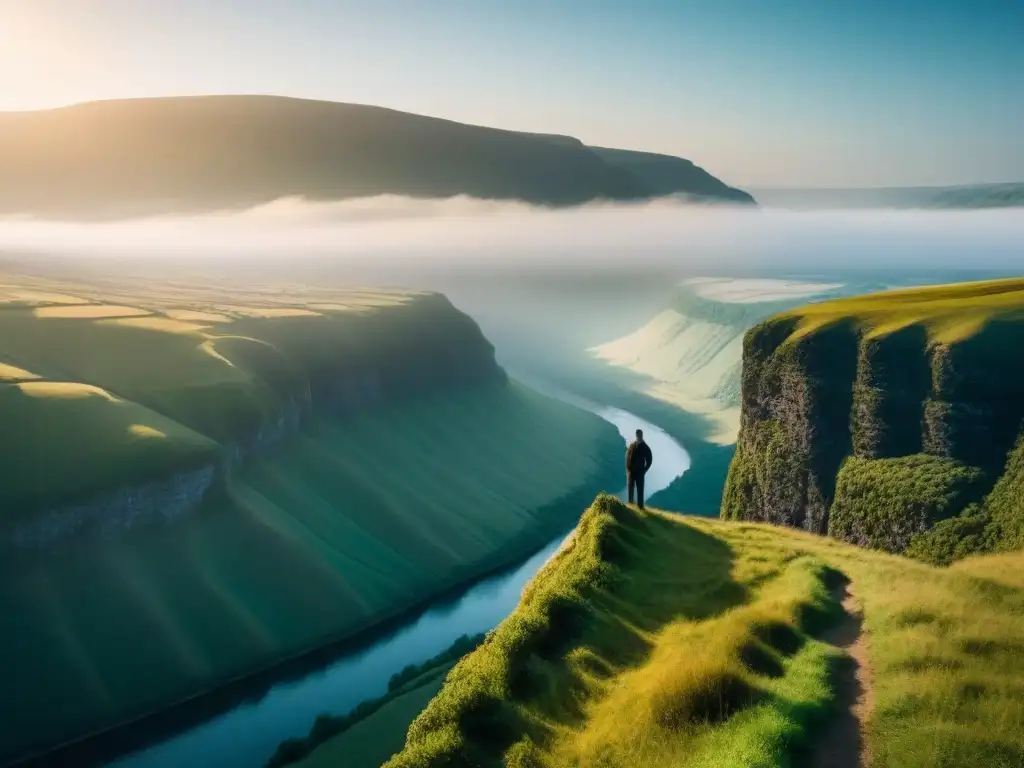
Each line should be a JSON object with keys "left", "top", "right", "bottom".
{"left": 380, "top": 497, "right": 1024, "bottom": 767}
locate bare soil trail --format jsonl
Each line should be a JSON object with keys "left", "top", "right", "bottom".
{"left": 811, "top": 579, "right": 875, "bottom": 768}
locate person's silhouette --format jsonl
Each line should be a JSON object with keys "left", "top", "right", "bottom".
{"left": 625, "top": 428, "right": 653, "bottom": 509}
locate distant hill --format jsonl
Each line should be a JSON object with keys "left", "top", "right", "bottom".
{"left": 928, "top": 182, "right": 1024, "bottom": 208}
{"left": 0, "top": 95, "right": 754, "bottom": 217}
{"left": 590, "top": 146, "right": 754, "bottom": 204}
{"left": 752, "top": 182, "right": 1024, "bottom": 209}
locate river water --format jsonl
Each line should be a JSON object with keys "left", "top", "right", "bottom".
{"left": 110, "top": 390, "right": 691, "bottom": 768}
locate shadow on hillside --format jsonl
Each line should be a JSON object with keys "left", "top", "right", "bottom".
{"left": 521, "top": 510, "right": 744, "bottom": 733}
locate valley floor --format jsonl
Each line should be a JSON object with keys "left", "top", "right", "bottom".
{"left": 381, "top": 496, "right": 1024, "bottom": 768}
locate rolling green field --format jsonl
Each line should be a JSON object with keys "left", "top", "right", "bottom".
{"left": 0, "top": 271, "right": 623, "bottom": 763}
{"left": 0, "top": 270, "right": 431, "bottom": 518}
{"left": 384, "top": 496, "right": 1024, "bottom": 768}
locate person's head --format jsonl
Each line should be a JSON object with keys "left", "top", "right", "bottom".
{"left": 635, "top": 428, "right": 644, "bottom": 441}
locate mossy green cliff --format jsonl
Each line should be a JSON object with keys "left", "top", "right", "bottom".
{"left": 722, "top": 278, "right": 1024, "bottom": 560}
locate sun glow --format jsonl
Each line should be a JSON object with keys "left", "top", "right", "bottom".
{"left": 0, "top": 3, "right": 95, "bottom": 111}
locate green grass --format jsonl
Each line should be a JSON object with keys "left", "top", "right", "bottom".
{"left": 780, "top": 277, "right": 1024, "bottom": 344}
{"left": 0, "top": 276, "right": 429, "bottom": 515}
{"left": 0, "top": 273, "right": 624, "bottom": 764}
{"left": 385, "top": 496, "right": 1024, "bottom": 767}
{"left": 0, "top": 381, "right": 220, "bottom": 516}
{"left": 292, "top": 673, "right": 450, "bottom": 768}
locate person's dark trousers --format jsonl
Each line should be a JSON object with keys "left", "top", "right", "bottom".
{"left": 627, "top": 471, "right": 645, "bottom": 509}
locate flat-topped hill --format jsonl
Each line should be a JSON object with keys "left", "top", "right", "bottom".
{"left": 0, "top": 95, "right": 753, "bottom": 217}
{"left": 723, "top": 278, "right": 1024, "bottom": 562}
{"left": 0, "top": 275, "right": 489, "bottom": 522}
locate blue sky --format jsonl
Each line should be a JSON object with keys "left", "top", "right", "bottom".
{"left": 2, "top": 0, "right": 1021, "bottom": 187}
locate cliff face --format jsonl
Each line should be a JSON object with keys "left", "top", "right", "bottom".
{"left": 722, "top": 279, "right": 1024, "bottom": 555}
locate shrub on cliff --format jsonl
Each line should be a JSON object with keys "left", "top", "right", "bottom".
{"left": 828, "top": 455, "right": 986, "bottom": 553}
{"left": 983, "top": 434, "right": 1024, "bottom": 551}
{"left": 722, "top": 419, "right": 809, "bottom": 525}
{"left": 904, "top": 504, "right": 994, "bottom": 566}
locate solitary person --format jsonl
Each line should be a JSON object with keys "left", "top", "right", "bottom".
{"left": 625, "top": 428, "right": 653, "bottom": 509}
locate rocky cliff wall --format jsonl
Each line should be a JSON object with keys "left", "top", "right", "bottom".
{"left": 722, "top": 289, "right": 1024, "bottom": 555}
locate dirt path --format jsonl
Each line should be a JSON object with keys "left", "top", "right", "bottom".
{"left": 811, "top": 579, "right": 875, "bottom": 768}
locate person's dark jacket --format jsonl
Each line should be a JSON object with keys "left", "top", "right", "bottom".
{"left": 626, "top": 439, "right": 653, "bottom": 474}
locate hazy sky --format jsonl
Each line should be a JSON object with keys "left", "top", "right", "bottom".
{"left": 2, "top": 0, "right": 1022, "bottom": 187}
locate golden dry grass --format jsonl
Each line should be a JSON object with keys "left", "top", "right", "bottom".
{"left": 782, "top": 277, "right": 1024, "bottom": 343}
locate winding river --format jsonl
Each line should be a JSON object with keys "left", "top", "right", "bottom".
{"left": 110, "top": 387, "right": 691, "bottom": 768}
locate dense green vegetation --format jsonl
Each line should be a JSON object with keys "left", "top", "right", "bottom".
{"left": 829, "top": 455, "right": 988, "bottom": 552}
{"left": 0, "top": 95, "right": 753, "bottom": 217}
{"left": 386, "top": 635, "right": 486, "bottom": 695}
{"left": 723, "top": 278, "right": 1024, "bottom": 561}
{"left": 983, "top": 434, "right": 1024, "bottom": 551}
{"left": 0, "top": 273, "right": 623, "bottom": 764}
{"left": 291, "top": 674, "right": 449, "bottom": 768}
{"left": 905, "top": 433, "right": 1024, "bottom": 564}
{"left": 381, "top": 497, "right": 1024, "bottom": 767}
{"left": 268, "top": 635, "right": 485, "bottom": 768}
{"left": 904, "top": 505, "right": 993, "bottom": 566}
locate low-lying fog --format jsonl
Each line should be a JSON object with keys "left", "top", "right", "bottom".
{"left": 3, "top": 197, "right": 1021, "bottom": 363}
{"left": 3, "top": 196, "right": 1023, "bottom": 280}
